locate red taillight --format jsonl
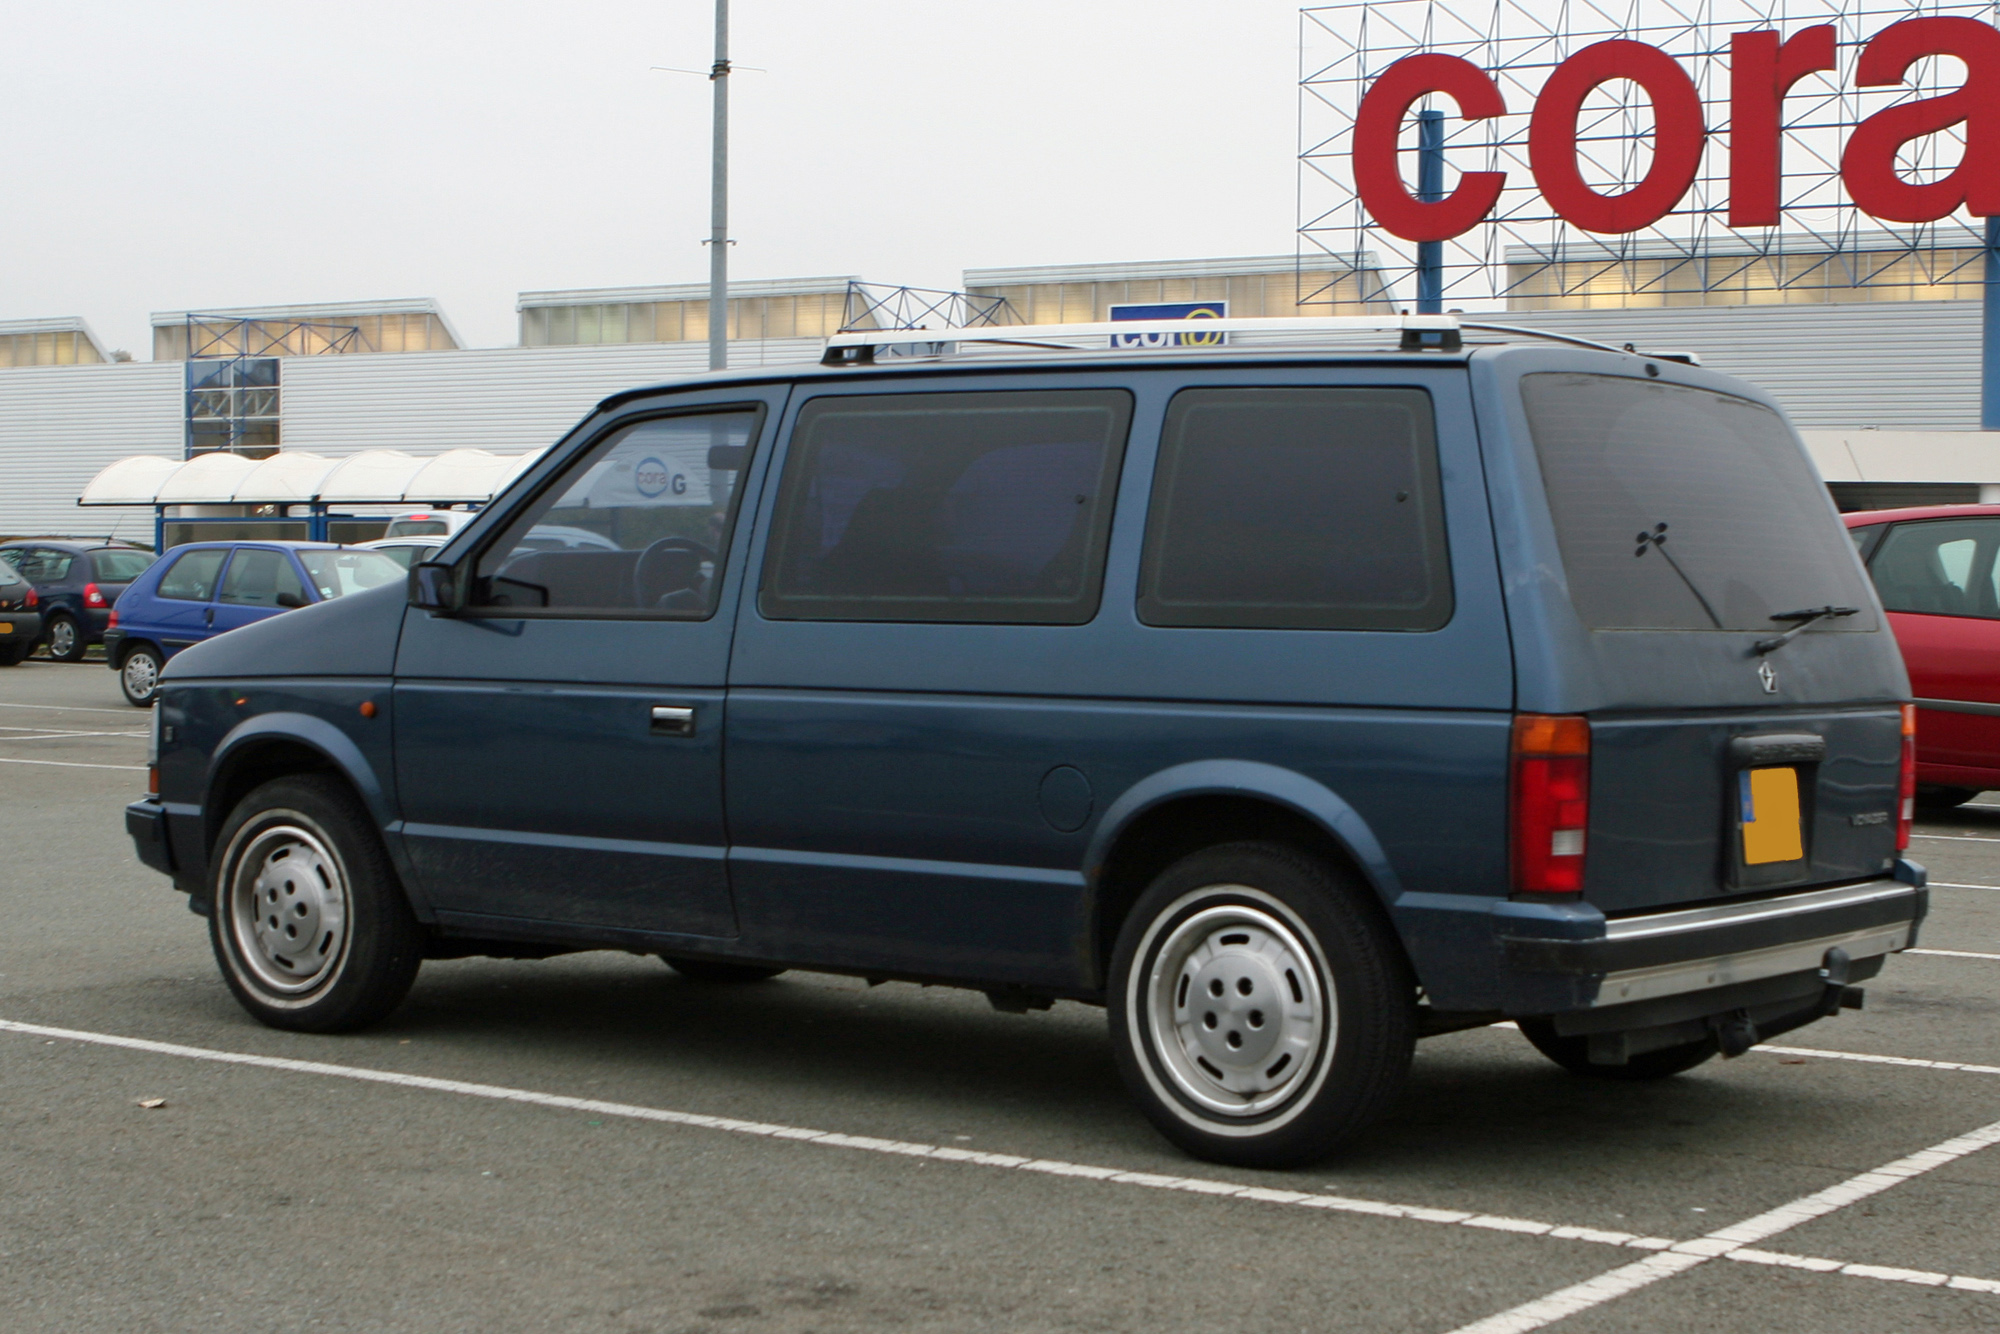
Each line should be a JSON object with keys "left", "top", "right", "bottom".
{"left": 84, "top": 582, "right": 106, "bottom": 608}
{"left": 1512, "top": 714, "right": 1591, "bottom": 895}
{"left": 1897, "top": 703, "right": 1917, "bottom": 851}
{"left": 107, "top": 609, "right": 119, "bottom": 630}
{"left": 24, "top": 588, "right": 36, "bottom": 608}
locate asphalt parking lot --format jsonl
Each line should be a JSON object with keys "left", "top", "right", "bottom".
{"left": 3, "top": 659, "right": 1998, "bottom": 1334}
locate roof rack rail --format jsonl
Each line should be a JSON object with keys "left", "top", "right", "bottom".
{"left": 821, "top": 314, "right": 1463, "bottom": 365}
{"left": 820, "top": 315, "right": 1688, "bottom": 366}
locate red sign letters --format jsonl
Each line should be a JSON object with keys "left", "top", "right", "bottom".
{"left": 1353, "top": 18, "right": 2000, "bottom": 239}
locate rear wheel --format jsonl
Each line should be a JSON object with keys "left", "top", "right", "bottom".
{"left": 209, "top": 775, "right": 424, "bottom": 1032}
{"left": 1517, "top": 1018, "right": 1718, "bottom": 1080}
{"left": 660, "top": 954, "right": 785, "bottom": 984}
{"left": 1914, "top": 785, "right": 1980, "bottom": 812}
{"left": 119, "top": 645, "right": 163, "bottom": 706}
{"left": 1108, "top": 841, "right": 1415, "bottom": 1168}
{"left": 44, "top": 613, "right": 85, "bottom": 663}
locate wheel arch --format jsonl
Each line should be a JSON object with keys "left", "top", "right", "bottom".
{"left": 203, "top": 713, "right": 392, "bottom": 867}
{"left": 1082, "top": 761, "right": 1404, "bottom": 988}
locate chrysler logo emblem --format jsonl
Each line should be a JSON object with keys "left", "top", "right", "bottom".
{"left": 1757, "top": 660, "right": 1778, "bottom": 694}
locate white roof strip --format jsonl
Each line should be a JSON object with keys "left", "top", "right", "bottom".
{"left": 76, "top": 448, "right": 542, "bottom": 506}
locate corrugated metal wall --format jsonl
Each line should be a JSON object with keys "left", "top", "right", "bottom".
{"left": 1509, "top": 300, "right": 1981, "bottom": 430}
{"left": 0, "top": 362, "right": 180, "bottom": 543}
{"left": 0, "top": 301, "right": 1986, "bottom": 541}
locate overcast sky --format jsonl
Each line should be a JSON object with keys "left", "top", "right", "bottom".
{"left": 0, "top": 1, "right": 1312, "bottom": 353}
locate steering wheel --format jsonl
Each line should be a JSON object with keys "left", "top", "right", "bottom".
{"left": 633, "top": 537, "right": 717, "bottom": 609}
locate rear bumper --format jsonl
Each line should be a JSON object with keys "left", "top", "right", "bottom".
{"left": 0, "top": 611, "right": 42, "bottom": 643}
{"left": 1485, "top": 866, "right": 1925, "bottom": 1015}
{"left": 1504, "top": 877, "right": 1922, "bottom": 1007}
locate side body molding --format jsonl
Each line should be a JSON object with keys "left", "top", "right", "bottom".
{"left": 1084, "top": 759, "right": 1404, "bottom": 906}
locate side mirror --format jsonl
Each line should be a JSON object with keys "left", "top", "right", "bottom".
{"left": 408, "top": 561, "right": 464, "bottom": 614}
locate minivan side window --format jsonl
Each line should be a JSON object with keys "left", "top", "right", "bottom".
{"left": 219, "top": 549, "right": 310, "bottom": 608}
{"left": 1869, "top": 519, "right": 2000, "bottom": 619}
{"left": 469, "top": 408, "right": 762, "bottom": 617}
{"left": 1137, "top": 387, "right": 1452, "bottom": 631}
{"left": 760, "top": 390, "right": 1133, "bottom": 625}
{"left": 156, "top": 549, "right": 229, "bottom": 601}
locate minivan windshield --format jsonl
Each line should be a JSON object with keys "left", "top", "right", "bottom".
{"left": 1522, "top": 373, "right": 1875, "bottom": 632}
{"left": 298, "top": 548, "right": 405, "bottom": 599}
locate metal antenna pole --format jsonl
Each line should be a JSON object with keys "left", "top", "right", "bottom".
{"left": 707, "top": 0, "right": 730, "bottom": 371}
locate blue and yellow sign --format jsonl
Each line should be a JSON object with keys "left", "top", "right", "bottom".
{"left": 1109, "top": 302, "right": 1228, "bottom": 348}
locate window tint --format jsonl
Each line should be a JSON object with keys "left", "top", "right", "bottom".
{"left": 472, "top": 409, "right": 760, "bottom": 617}
{"left": 0, "top": 561, "right": 19, "bottom": 586}
{"left": 1523, "top": 374, "right": 1875, "bottom": 632}
{"left": 14, "top": 549, "right": 74, "bottom": 583}
{"left": 219, "top": 549, "right": 310, "bottom": 607}
{"left": 1137, "top": 387, "right": 1451, "bottom": 630}
{"left": 298, "top": 549, "right": 405, "bottom": 599}
{"left": 386, "top": 519, "right": 451, "bottom": 537}
{"left": 156, "top": 549, "right": 228, "bottom": 601}
{"left": 92, "top": 550, "right": 152, "bottom": 582}
{"left": 761, "top": 390, "right": 1131, "bottom": 624}
{"left": 1869, "top": 520, "right": 2000, "bottom": 619}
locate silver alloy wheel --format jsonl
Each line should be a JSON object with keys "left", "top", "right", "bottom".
{"left": 225, "top": 821, "right": 350, "bottom": 995}
{"left": 121, "top": 650, "right": 158, "bottom": 702}
{"left": 1141, "top": 891, "right": 1331, "bottom": 1119}
{"left": 47, "top": 618, "right": 76, "bottom": 658}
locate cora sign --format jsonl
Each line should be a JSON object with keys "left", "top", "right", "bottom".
{"left": 1353, "top": 16, "right": 2000, "bottom": 240}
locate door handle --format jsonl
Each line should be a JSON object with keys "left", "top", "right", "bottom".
{"left": 650, "top": 705, "right": 696, "bottom": 737}
{"left": 204, "top": 607, "right": 215, "bottom": 625}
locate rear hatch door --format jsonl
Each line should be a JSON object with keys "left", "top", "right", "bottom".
{"left": 1511, "top": 368, "right": 1907, "bottom": 913}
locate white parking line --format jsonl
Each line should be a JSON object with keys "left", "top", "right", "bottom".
{"left": 1760, "top": 1044, "right": 2000, "bottom": 1075}
{"left": 0, "top": 756, "right": 146, "bottom": 772}
{"left": 0, "top": 701, "right": 133, "bottom": 716}
{"left": 1728, "top": 1247, "right": 2000, "bottom": 1294}
{"left": 0, "top": 728, "right": 148, "bottom": 741}
{"left": 3, "top": 1016, "right": 1996, "bottom": 1311}
{"left": 1931, "top": 882, "right": 2000, "bottom": 890}
{"left": 1908, "top": 947, "right": 2000, "bottom": 961}
{"left": 1446, "top": 1115, "right": 2000, "bottom": 1332}
{"left": 1912, "top": 833, "right": 2000, "bottom": 844}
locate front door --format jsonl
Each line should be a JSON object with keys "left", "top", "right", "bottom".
{"left": 210, "top": 546, "right": 306, "bottom": 635}
{"left": 393, "top": 390, "right": 783, "bottom": 939}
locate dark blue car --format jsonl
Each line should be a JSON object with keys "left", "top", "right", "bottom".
{"left": 106, "top": 541, "right": 405, "bottom": 706}
{"left": 0, "top": 539, "right": 154, "bottom": 662}
{"left": 123, "top": 320, "right": 1927, "bottom": 1166}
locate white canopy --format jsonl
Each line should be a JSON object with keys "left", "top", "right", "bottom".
{"left": 79, "top": 448, "right": 542, "bottom": 507}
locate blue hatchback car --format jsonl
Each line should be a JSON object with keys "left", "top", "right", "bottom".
{"left": 124, "top": 318, "right": 1927, "bottom": 1166}
{"left": 107, "top": 541, "right": 405, "bottom": 707}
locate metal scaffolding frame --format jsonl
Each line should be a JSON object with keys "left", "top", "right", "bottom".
{"left": 841, "top": 282, "right": 1018, "bottom": 332}
{"left": 183, "top": 315, "right": 362, "bottom": 459}
{"left": 1298, "top": 0, "right": 2000, "bottom": 313}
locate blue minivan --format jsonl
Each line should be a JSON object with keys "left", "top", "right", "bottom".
{"left": 124, "top": 319, "right": 1926, "bottom": 1166}
{"left": 107, "top": 541, "right": 405, "bottom": 707}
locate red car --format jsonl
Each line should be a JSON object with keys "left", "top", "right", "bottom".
{"left": 1845, "top": 503, "right": 2000, "bottom": 809}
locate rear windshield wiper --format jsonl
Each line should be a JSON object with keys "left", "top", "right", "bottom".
{"left": 1753, "top": 605, "right": 1860, "bottom": 655}
{"left": 1634, "top": 522, "right": 1722, "bottom": 629}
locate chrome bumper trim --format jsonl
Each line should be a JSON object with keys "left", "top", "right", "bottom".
{"left": 1592, "top": 921, "right": 1911, "bottom": 1008}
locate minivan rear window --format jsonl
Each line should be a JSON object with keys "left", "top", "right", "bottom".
{"left": 1522, "top": 374, "right": 1874, "bottom": 632}
{"left": 761, "top": 390, "right": 1132, "bottom": 624}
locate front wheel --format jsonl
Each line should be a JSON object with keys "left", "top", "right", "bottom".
{"left": 44, "top": 613, "right": 85, "bottom": 662}
{"left": 209, "top": 775, "right": 424, "bottom": 1032}
{"left": 119, "top": 645, "right": 163, "bottom": 706}
{"left": 1914, "top": 785, "right": 1980, "bottom": 812}
{"left": 1107, "top": 842, "right": 1415, "bottom": 1168}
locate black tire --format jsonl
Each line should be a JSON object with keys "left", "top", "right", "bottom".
{"left": 208, "top": 775, "right": 424, "bottom": 1032}
{"left": 1914, "top": 785, "right": 1980, "bottom": 812}
{"left": 1107, "top": 841, "right": 1416, "bottom": 1168}
{"left": 0, "top": 641, "right": 28, "bottom": 666}
{"left": 118, "top": 644, "right": 164, "bottom": 707}
{"left": 660, "top": 954, "right": 786, "bottom": 984}
{"left": 1517, "top": 1018, "right": 1719, "bottom": 1080}
{"left": 44, "top": 613, "right": 85, "bottom": 663}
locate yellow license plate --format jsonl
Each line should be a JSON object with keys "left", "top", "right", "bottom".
{"left": 1741, "top": 766, "right": 1805, "bottom": 864}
